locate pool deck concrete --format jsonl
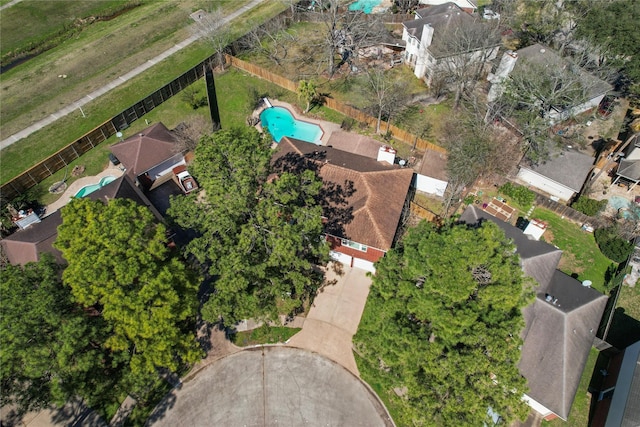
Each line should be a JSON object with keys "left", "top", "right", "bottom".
{"left": 44, "top": 165, "right": 125, "bottom": 216}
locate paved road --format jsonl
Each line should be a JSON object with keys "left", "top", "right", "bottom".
{"left": 147, "top": 347, "right": 394, "bottom": 427}
{"left": 287, "top": 264, "right": 373, "bottom": 375}
{"left": 0, "top": 0, "right": 266, "bottom": 149}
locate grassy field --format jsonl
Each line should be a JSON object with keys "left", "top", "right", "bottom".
{"left": 231, "top": 325, "right": 301, "bottom": 346}
{"left": 0, "top": 0, "right": 289, "bottom": 185}
{"left": 1, "top": 0, "right": 132, "bottom": 62}
{"left": 0, "top": 1, "right": 207, "bottom": 137}
{"left": 530, "top": 207, "right": 613, "bottom": 291}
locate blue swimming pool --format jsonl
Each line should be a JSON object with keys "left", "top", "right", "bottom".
{"left": 74, "top": 175, "right": 117, "bottom": 198}
{"left": 608, "top": 195, "right": 634, "bottom": 219}
{"left": 348, "top": 0, "right": 383, "bottom": 13}
{"left": 260, "top": 106, "right": 323, "bottom": 144}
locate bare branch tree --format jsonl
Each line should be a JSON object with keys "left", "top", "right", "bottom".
{"left": 173, "top": 115, "right": 211, "bottom": 154}
{"left": 236, "top": 15, "right": 295, "bottom": 68}
{"left": 315, "top": 0, "right": 388, "bottom": 76}
{"left": 363, "top": 67, "right": 408, "bottom": 134}
{"left": 193, "top": 8, "right": 233, "bottom": 69}
{"left": 429, "top": 18, "right": 501, "bottom": 108}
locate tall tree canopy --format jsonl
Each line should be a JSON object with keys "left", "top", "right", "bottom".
{"left": 575, "top": 0, "right": 640, "bottom": 93}
{"left": 354, "top": 221, "right": 533, "bottom": 426}
{"left": 1, "top": 255, "right": 121, "bottom": 416}
{"left": 168, "top": 127, "right": 328, "bottom": 325}
{"left": 55, "top": 198, "right": 202, "bottom": 380}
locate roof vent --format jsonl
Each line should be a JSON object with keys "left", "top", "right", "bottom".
{"left": 540, "top": 48, "right": 546, "bottom": 53}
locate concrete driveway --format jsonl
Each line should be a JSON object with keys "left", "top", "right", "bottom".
{"left": 286, "top": 264, "right": 372, "bottom": 375}
{"left": 147, "top": 346, "right": 393, "bottom": 427}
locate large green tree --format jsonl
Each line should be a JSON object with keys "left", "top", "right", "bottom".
{"left": 1, "top": 254, "right": 122, "bottom": 416}
{"left": 55, "top": 198, "right": 202, "bottom": 382}
{"left": 354, "top": 221, "right": 533, "bottom": 426}
{"left": 168, "top": 127, "right": 328, "bottom": 325}
{"left": 575, "top": 0, "right": 640, "bottom": 92}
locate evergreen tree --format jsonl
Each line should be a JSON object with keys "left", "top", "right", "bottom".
{"left": 1, "top": 255, "right": 122, "bottom": 416}
{"left": 168, "top": 127, "right": 328, "bottom": 325}
{"left": 355, "top": 221, "right": 533, "bottom": 426}
{"left": 55, "top": 198, "right": 202, "bottom": 383}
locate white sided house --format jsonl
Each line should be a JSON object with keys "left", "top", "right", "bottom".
{"left": 401, "top": 2, "right": 499, "bottom": 84}
{"left": 488, "top": 44, "right": 612, "bottom": 122}
{"left": 516, "top": 148, "right": 594, "bottom": 202}
{"left": 418, "top": 0, "right": 477, "bottom": 13}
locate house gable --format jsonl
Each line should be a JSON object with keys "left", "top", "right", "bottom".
{"left": 459, "top": 205, "right": 608, "bottom": 420}
{"left": 110, "top": 122, "right": 181, "bottom": 178}
{"left": 273, "top": 137, "right": 413, "bottom": 252}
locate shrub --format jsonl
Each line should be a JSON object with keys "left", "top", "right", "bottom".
{"left": 572, "top": 196, "right": 607, "bottom": 216}
{"left": 498, "top": 183, "right": 535, "bottom": 208}
{"left": 594, "top": 226, "right": 634, "bottom": 263}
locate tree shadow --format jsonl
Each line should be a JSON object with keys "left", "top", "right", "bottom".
{"left": 140, "top": 387, "right": 178, "bottom": 426}
{"left": 605, "top": 307, "right": 640, "bottom": 349}
{"left": 272, "top": 151, "right": 355, "bottom": 239}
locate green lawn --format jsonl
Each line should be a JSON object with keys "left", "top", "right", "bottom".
{"left": 531, "top": 207, "right": 613, "bottom": 291}
{"left": 1, "top": 0, "right": 288, "bottom": 185}
{"left": 231, "top": 325, "right": 300, "bottom": 346}
{"left": 0, "top": 0, "right": 132, "bottom": 60}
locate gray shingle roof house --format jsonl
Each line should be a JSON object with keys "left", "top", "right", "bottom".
{"left": 402, "top": 2, "right": 499, "bottom": 83}
{"left": 599, "top": 340, "right": 640, "bottom": 427}
{"left": 273, "top": 137, "right": 414, "bottom": 272}
{"left": 488, "top": 43, "right": 612, "bottom": 122}
{"left": 516, "top": 148, "right": 595, "bottom": 202}
{"left": 614, "top": 134, "right": 640, "bottom": 191}
{"left": 1, "top": 175, "right": 162, "bottom": 266}
{"left": 110, "top": 122, "right": 185, "bottom": 191}
{"left": 459, "top": 205, "right": 608, "bottom": 421}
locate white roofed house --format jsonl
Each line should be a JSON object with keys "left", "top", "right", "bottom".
{"left": 401, "top": 2, "right": 500, "bottom": 86}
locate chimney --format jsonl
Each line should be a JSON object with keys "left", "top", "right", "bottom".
{"left": 422, "top": 24, "right": 434, "bottom": 47}
{"left": 377, "top": 145, "right": 397, "bottom": 165}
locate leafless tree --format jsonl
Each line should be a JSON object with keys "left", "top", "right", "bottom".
{"left": 237, "top": 15, "right": 295, "bottom": 67}
{"left": 430, "top": 18, "right": 501, "bottom": 109}
{"left": 192, "top": 8, "right": 233, "bottom": 69}
{"left": 490, "top": 54, "right": 609, "bottom": 162}
{"left": 440, "top": 112, "right": 522, "bottom": 216}
{"left": 314, "top": 0, "right": 388, "bottom": 76}
{"left": 393, "top": 0, "right": 421, "bottom": 14}
{"left": 363, "top": 67, "right": 409, "bottom": 134}
{"left": 173, "top": 115, "right": 211, "bottom": 154}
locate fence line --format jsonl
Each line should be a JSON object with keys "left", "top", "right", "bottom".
{"left": 2, "top": 9, "right": 440, "bottom": 200}
{"left": 227, "top": 55, "right": 447, "bottom": 154}
{"left": 410, "top": 202, "right": 439, "bottom": 222}
{"left": 533, "top": 193, "right": 593, "bottom": 225}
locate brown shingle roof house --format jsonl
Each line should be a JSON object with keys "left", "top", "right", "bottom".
{"left": 273, "top": 137, "right": 414, "bottom": 272}
{"left": 1, "top": 175, "right": 162, "bottom": 266}
{"left": 459, "top": 205, "right": 608, "bottom": 421}
{"left": 110, "top": 122, "right": 185, "bottom": 190}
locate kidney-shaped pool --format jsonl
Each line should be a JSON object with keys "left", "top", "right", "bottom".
{"left": 260, "top": 106, "right": 323, "bottom": 144}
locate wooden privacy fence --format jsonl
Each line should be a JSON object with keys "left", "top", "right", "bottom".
{"left": 410, "top": 202, "right": 439, "bottom": 222}
{"left": 227, "top": 55, "right": 447, "bottom": 154}
{"left": 533, "top": 193, "right": 593, "bottom": 226}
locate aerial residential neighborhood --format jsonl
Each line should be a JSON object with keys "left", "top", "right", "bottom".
{"left": 1, "top": 1, "right": 639, "bottom": 426}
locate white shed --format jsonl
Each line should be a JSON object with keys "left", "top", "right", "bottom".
{"left": 516, "top": 149, "right": 594, "bottom": 202}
